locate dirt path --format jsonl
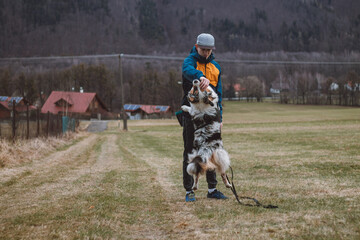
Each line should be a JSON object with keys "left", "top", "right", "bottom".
{"left": 0, "top": 133, "right": 130, "bottom": 238}
{"left": 120, "top": 144, "right": 209, "bottom": 239}
{"left": 87, "top": 120, "right": 108, "bottom": 132}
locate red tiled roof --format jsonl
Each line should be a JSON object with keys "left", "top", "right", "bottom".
{"left": 0, "top": 101, "right": 8, "bottom": 110}
{"left": 41, "top": 91, "right": 104, "bottom": 114}
{"left": 140, "top": 105, "right": 162, "bottom": 114}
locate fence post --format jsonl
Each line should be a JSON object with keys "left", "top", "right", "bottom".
{"left": 37, "top": 108, "right": 40, "bottom": 137}
{"left": 60, "top": 115, "right": 63, "bottom": 136}
{"left": 12, "top": 100, "right": 16, "bottom": 142}
{"left": 46, "top": 111, "right": 50, "bottom": 138}
{"left": 118, "top": 54, "right": 128, "bottom": 131}
{"left": 58, "top": 114, "right": 61, "bottom": 136}
{"left": 26, "top": 103, "right": 29, "bottom": 139}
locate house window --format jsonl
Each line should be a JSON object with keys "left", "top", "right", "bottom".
{"left": 55, "top": 99, "right": 72, "bottom": 107}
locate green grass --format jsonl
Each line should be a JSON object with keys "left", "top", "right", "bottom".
{"left": 0, "top": 102, "right": 359, "bottom": 239}
{"left": 119, "top": 101, "right": 360, "bottom": 239}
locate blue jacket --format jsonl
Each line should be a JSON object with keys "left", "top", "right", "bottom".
{"left": 182, "top": 46, "right": 222, "bottom": 119}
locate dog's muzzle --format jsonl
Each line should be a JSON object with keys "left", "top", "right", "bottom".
{"left": 188, "top": 80, "right": 200, "bottom": 103}
{"left": 193, "top": 79, "right": 200, "bottom": 86}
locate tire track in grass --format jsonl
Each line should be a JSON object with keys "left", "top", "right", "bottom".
{"left": 0, "top": 134, "right": 105, "bottom": 239}
{"left": 1, "top": 131, "right": 178, "bottom": 239}
{"left": 111, "top": 132, "right": 174, "bottom": 239}
{"left": 120, "top": 130, "right": 215, "bottom": 239}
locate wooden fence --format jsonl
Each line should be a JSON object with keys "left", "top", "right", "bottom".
{"left": 0, "top": 101, "right": 76, "bottom": 140}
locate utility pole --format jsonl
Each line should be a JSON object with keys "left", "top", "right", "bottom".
{"left": 12, "top": 100, "right": 16, "bottom": 142}
{"left": 119, "top": 54, "right": 128, "bottom": 131}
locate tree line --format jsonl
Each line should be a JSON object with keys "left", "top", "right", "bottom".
{"left": 1, "top": 49, "right": 360, "bottom": 114}
{"left": 0, "top": 64, "right": 116, "bottom": 110}
{"left": 0, "top": 61, "right": 184, "bottom": 113}
{"left": 278, "top": 69, "right": 360, "bottom": 106}
{"left": 222, "top": 64, "right": 360, "bottom": 106}
{"left": 1, "top": 0, "right": 360, "bottom": 57}
{"left": 1, "top": 61, "right": 359, "bottom": 115}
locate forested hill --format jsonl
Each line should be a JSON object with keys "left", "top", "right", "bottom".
{"left": 1, "top": 0, "right": 360, "bottom": 57}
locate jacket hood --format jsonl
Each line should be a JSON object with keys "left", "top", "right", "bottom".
{"left": 189, "top": 46, "right": 214, "bottom": 63}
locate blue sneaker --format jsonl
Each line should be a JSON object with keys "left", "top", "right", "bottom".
{"left": 207, "top": 190, "right": 228, "bottom": 199}
{"left": 185, "top": 191, "right": 196, "bottom": 202}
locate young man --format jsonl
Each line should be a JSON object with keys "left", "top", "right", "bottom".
{"left": 181, "top": 33, "right": 227, "bottom": 202}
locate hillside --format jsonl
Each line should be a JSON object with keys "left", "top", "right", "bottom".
{"left": 1, "top": 0, "right": 360, "bottom": 57}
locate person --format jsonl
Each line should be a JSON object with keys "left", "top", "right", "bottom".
{"left": 181, "top": 33, "right": 228, "bottom": 202}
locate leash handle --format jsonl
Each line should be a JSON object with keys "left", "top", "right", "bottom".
{"left": 227, "top": 166, "right": 278, "bottom": 209}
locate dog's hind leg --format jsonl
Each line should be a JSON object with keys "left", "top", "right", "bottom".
{"left": 214, "top": 149, "right": 232, "bottom": 188}
{"left": 221, "top": 173, "right": 232, "bottom": 188}
{"left": 187, "top": 156, "right": 202, "bottom": 191}
{"left": 192, "top": 174, "right": 200, "bottom": 191}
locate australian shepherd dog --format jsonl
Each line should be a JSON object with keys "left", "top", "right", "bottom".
{"left": 181, "top": 79, "right": 231, "bottom": 191}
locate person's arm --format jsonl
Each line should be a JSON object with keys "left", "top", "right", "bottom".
{"left": 182, "top": 56, "right": 204, "bottom": 83}
{"left": 182, "top": 57, "right": 210, "bottom": 91}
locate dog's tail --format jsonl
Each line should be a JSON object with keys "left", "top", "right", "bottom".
{"left": 187, "top": 156, "right": 206, "bottom": 175}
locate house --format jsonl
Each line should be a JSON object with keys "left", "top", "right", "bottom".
{"left": 270, "top": 82, "right": 290, "bottom": 94}
{"left": 41, "top": 91, "right": 110, "bottom": 119}
{"left": 0, "top": 96, "right": 37, "bottom": 118}
{"left": 124, "top": 104, "right": 171, "bottom": 120}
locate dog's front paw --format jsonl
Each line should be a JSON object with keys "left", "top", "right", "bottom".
{"left": 181, "top": 105, "right": 191, "bottom": 113}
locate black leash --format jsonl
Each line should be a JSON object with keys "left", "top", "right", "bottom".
{"left": 226, "top": 166, "right": 278, "bottom": 209}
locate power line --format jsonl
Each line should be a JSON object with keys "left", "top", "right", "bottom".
{"left": 217, "top": 59, "right": 360, "bottom": 65}
{"left": 0, "top": 54, "right": 119, "bottom": 62}
{"left": 1, "top": 53, "right": 360, "bottom": 65}
{"left": 120, "top": 54, "right": 184, "bottom": 61}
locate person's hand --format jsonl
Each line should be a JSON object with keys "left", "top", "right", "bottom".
{"left": 199, "top": 76, "right": 210, "bottom": 91}
{"left": 220, "top": 122, "right": 223, "bottom": 131}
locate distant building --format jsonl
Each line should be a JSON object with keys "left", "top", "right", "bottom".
{"left": 270, "top": 82, "right": 290, "bottom": 94}
{"left": 41, "top": 91, "right": 110, "bottom": 119}
{"left": 0, "top": 96, "right": 36, "bottom": 118}
{"left": 124, "top": 104, "right": 171, "bottom": 120}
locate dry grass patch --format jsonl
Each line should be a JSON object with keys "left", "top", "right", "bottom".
{"left": 0, "top": 132, "right": 86, "bottom": 167}
{"left": 1, "top": 103, "right": 359, "bottom": 239}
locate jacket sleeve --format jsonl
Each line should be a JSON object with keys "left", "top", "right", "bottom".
{"left": 216, "top": 72, "right": 223, "bottom": 122}
{"left": 182, "top": 56, "right": 204, "bottom": 82}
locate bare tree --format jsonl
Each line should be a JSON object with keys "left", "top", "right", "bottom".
{"left": 346, "top": 71, "right": 359, "bottom": 106}
{"left": 322, "top": 77, "right": 336, "bottom": 105}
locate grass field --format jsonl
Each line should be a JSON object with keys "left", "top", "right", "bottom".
{"left": 0, "top": 102, "right": 359, "bottom": 239}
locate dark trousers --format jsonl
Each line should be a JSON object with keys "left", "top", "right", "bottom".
{"left": 183, "top": 115, "right": 217, "bottom": 191}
